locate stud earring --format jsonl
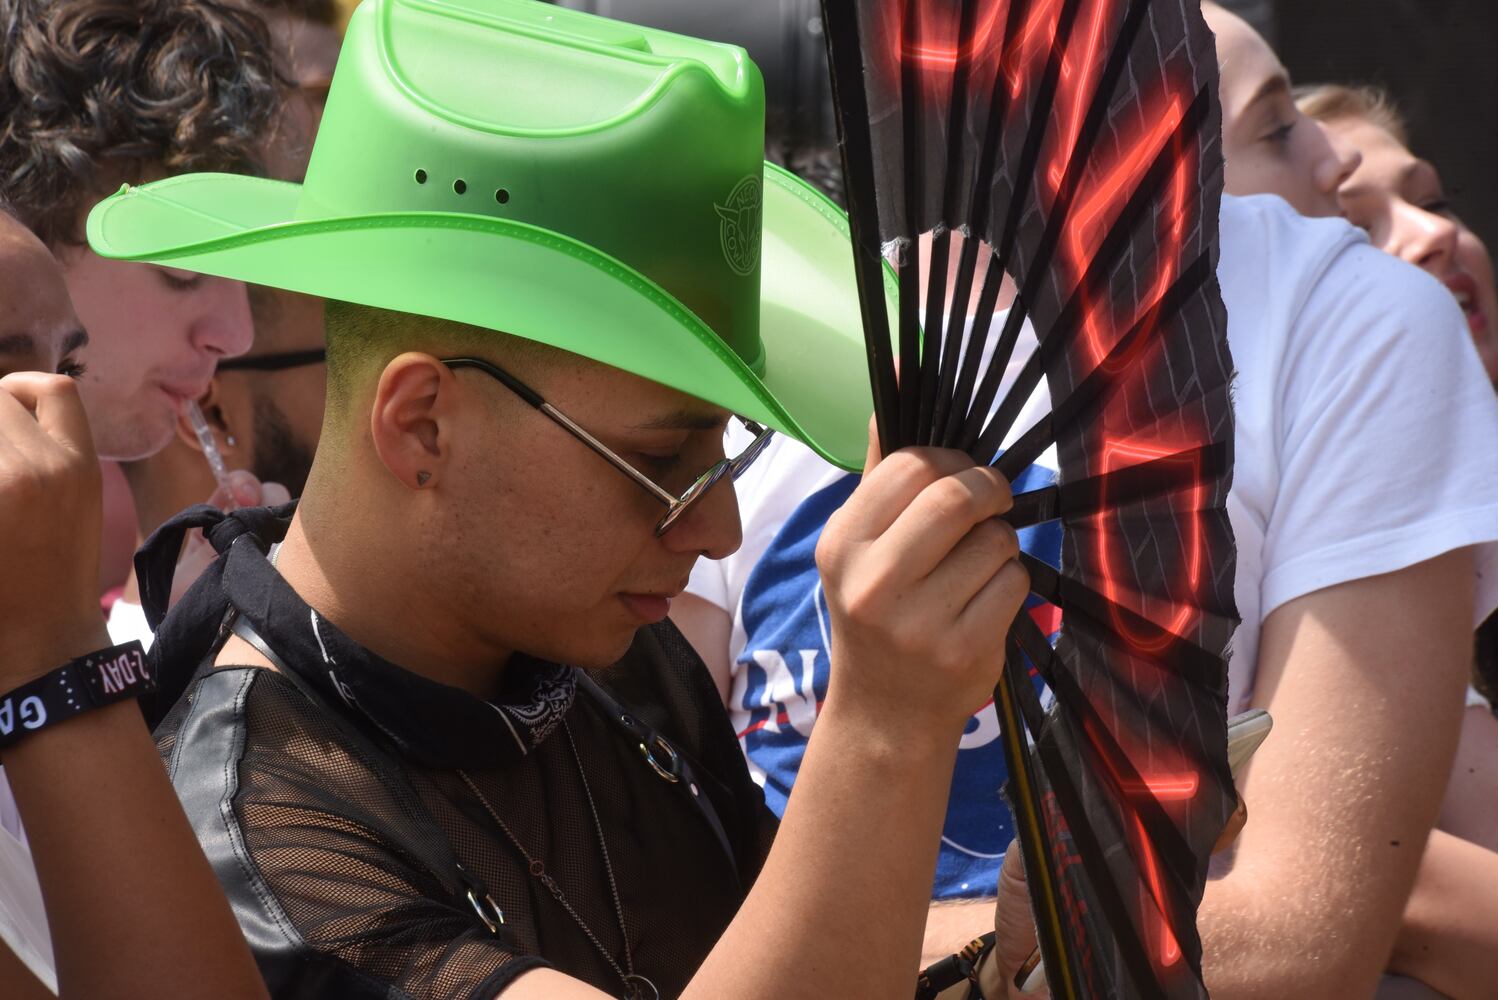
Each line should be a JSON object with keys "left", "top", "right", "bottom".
{"left": 225, "top": 434, "right": 237, "bottom": 448}
{"left": 416, "top": 471, "right": 431, "bottom": 487}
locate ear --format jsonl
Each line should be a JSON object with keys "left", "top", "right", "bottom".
{"left": 173, "top": 376, "right": 243, "bottom": 461}
{"left": 369, "top": 353, "right": 454, "bottom": 491}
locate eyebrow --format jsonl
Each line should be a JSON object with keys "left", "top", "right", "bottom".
{"left": 1242, "top": 72, "right": 1291, "bottom": 115}
{"left": 0, "top": 327, "right": 90, "bottom": 360}
{"left": 631, "top": 409, "right": 731, "bottom": 432}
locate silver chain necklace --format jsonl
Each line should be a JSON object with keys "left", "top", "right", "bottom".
{"left": 459, "top": 719, "right": 659, "bottom": 1000}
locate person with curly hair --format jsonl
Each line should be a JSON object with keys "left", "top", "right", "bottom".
{"left": 0, "top": 0, "right": 280, "bottom": 462}
{"left": 0, "top": 2, "right": 287, "bottom": 994}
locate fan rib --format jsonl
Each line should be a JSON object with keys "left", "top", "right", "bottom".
{"left": 966, "top": 87, "right": 1212, "bottom": 459}
{"left": 821, "top": 0, "right": 900, "bottom": 455}
{"left": 1008, "top": 632, "right": 1169, "bottom": 997}
{"left": 918, "top": 0, "right": 986, "bottom": 444}
{"left": 1020, "top": 552, "right": 1224, "bottom": 689}
{"left": 1015, "top": 616, "right": 1214, "bottom": 923}
{"left": 960, "top": 7, "right": 1199, "bottom": 458}
{"left": 897, "top": 0, "right": 926, "bottom": 448}
{"left": 991, "top": 252, "right": 1216, "bottom": 480}
{"left": 931, "top": 0, "right": 1034, "bottom": 445}
{"left": 1004, "top": 443, "right": 1227, "bottom": 531}
{"left": 995, "top": 644, "right": 1083, "bottom": 999}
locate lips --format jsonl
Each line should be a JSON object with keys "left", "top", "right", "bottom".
{"left": 619, "top": 593, "right": 674, "bottom": 624}
{"left": 156, "top": 368, "right": 217, "bottom": 408}
{"left": 1444, "top": 272, "right": 1489, "bottom": 335}
{"left": 618, "top": 579, "right": 690, "bottom": 625}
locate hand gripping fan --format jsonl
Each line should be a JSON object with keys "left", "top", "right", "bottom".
{"left": 819, "top": 1, "right": 1239, "bottom": 997}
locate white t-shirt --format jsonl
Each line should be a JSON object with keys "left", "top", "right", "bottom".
{"left": 1219, "top": 195, "right": 1498, "bottom": 709}
{"left": 688, "top": 193, "right": 1498, "bottom": 867}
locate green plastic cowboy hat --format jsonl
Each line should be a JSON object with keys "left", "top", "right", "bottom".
{"left": 86, "top": 0, "right": 890, "bottom": 471}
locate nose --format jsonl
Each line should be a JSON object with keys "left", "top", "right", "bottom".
{"left": 191, "top": 278, "right": 255, "bottom": 360}
{"left": 1315, "top": 122, "right": 1362, "bottom": 197}
{"left": 1391, "top": 202, "right": 1460, "bottom": 273}
{"left": 661, "top": 474, "right": 743, "bottom": 562}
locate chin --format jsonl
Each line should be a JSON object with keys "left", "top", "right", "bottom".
{"left": 94, "top": 404, "right": 176, "bottom": 462}
{"left": 526, "top": 624, "right": 642, "bottom": 671}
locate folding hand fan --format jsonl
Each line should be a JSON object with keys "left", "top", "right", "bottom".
{"left": 820, "top": 1, "right": 1239, "bottom": 997}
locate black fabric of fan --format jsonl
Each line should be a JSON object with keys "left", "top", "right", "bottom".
{"left": 820, "top": 1, "right": 1239, "bottom": 997}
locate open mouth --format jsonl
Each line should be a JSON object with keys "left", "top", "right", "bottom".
{"left": 1444, "top": 272, "right": 1487, "bottom": 335}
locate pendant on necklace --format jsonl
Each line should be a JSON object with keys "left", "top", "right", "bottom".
{"left": 623, "top": 973, "right": 659, "bottom": 1000}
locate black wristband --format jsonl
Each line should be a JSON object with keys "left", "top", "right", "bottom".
{"left": 915, "top": 932, "right": 997, "bottom": 1000}
{"left": 0, "top": 642, "right": 154, "bottom": 750}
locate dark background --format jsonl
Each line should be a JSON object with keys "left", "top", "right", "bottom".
{"left": 1219, "top": 0, "right": 1498, "bottom": 243}
{"left": 557, "top": 1, "right": 1498, "bottom": 243}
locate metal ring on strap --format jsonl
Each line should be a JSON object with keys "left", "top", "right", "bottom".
{"left": 637, "top": 733, "right": 680, "bottom": 783}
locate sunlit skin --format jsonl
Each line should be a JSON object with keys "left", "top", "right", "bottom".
{"left": 57, "top": 244, "right": 254, "bottom": 461}
{"left": 221, "top": 339, "right": 746, "bottom": 696}
{"left": 0, "top": 214, "right": 88, "bottom": 381}
{"left": 1204, "top": 4, "right": 1359, "bottom": 217}
{"left": 1322, "top": 117, "right": 1498, "bottom": 385}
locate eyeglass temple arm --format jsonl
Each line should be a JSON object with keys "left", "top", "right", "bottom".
{"left": 443, "top": 357, "right": 676, "bottom": 507}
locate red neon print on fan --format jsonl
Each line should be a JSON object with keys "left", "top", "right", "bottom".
{"left": 1081, "top": 714, "right": 1197, "bottom": 967}
{"left": 1093, "top": 436, "right": 1204, "bottom": 652}
{"left": 1065, "top": 94, "right": 1191, "bottom": 368}
{"left": 899, "top": 0, "right": 1010, "bottom": 72}
{"left": 1004, "top": 0, "right": 1066, "bottom": 97}
{"left": 1046, "top": 0, "right": 1115, "bottom": 193}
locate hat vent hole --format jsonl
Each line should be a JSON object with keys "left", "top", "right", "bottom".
{"left": 495, "top": 188, "right": 510, "bottom": 205}
{"left": 414, "top": 169, "right": 428, "bottom": 184}
{"left": 453, "top": 179, "right": 467, "bottom": 195}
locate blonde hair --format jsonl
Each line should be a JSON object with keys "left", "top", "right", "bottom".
{"left": 1296, "top": 83, "right": 1410, "bottom": 146}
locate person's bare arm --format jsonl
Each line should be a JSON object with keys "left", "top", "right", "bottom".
{"left": 1437, "top": 706, "right": 1498, "bottom": 853}
{"left": 1197, "top": 552, "right": 1472, "bottom": 999}
{"left": 1390, "top": 829, "right": 1498, "bottom": 999}
{"left": 672, "top": 593, "right": 733, "bottom": 707}
{"left": 0, "top": 937, "right": 54, "bottom": 1000}
{"left": 505, "top": 442, "right": 1031, "bottom": 1000}
{"left": 0, "top": 373, "right": 268, "bottom": 1000}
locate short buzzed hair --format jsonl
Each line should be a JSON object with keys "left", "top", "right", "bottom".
{"left": 1296, "top": 83, "right": 1410, "bottom": 146}
{"left": 323, "top": 301, "right": 563, "bottom": 420}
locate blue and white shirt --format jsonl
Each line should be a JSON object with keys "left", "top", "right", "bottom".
{"left": 687, "top": 319, "right": 1060, "bottom": 899}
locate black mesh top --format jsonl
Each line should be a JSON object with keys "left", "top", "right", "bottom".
{"left": 148, "top": 516, "right": 776, "bottom": 1000}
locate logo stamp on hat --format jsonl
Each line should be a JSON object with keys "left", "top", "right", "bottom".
{"left": 715, "top": 175, "right": 762, "bottom": 277}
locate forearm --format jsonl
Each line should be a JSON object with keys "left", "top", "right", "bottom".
{"left": 2, "top": 627, "right": 268, "bottom": 1000}
{"left": 1390, "top": 830, "right": 1498, "bottom": 1000}
{"left": 687, "top": 706, "right": 959, "bottom": 1000}
{"left": 1198, "top": 554, "right": 1471, "bottom": 999}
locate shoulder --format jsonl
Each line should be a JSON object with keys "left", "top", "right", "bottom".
{"left": 1220, "top": 193, "right": 1462, "bottom": 351}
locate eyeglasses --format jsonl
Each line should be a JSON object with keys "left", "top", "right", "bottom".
{"left": 217, "top": 349, "right": 327, "bottom": 373}
{"left": 441, "top": 356, "right": 774, "bottom": 536}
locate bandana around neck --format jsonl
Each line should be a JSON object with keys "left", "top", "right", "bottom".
{"left": 139, "top": 503, "right": 578, "bottom": 769}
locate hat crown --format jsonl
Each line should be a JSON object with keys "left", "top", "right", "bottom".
{"left": 298, "top": 0, "right": 766, "bottom": 367}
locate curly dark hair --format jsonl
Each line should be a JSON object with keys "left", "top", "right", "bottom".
{"left": 0, "top": 0, "right": 282, "bottom": 246}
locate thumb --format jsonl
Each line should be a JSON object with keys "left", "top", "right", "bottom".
{"left": 0, "top": 372, "right": 97, "bottom": 462}
{"left": 992, "top": 842, "right": 1047, "bottom": 997}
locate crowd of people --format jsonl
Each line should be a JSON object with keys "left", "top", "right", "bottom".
{"left": 0, "top": 1, "right": 1494, "bottom": 999}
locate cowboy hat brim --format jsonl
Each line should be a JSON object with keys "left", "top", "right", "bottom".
{"left": 87, "top": 162, "right": 890, "bottom": 471}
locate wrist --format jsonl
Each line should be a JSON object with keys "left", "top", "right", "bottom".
{"left": 0, "top": 640, "right": 153, "bottom": 755}
{"left": 0, "top": 615, "right": 113, "bottom": 691}
{"left": 814, "top": 692, "right": 964, "bottom": 770}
